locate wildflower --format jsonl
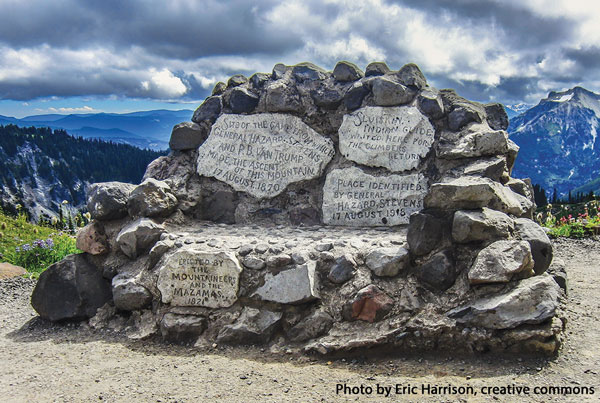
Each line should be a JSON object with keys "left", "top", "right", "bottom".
{"left": 46, "top": 239, "right": 54, "bottom": 248}
{"left": 546, "top": 204, "right": 552, "bottom": 210}
{"left": 22, "top": 244, "right": 32, "bottom": 251}
{"left": 15, "top": 246, "right": 20, "bottom": 253}
{"left": 62, "top": 200, "right": 69, "bottom": 205}
{"left": 536, "top": 212, "right": 543, "bottom": 222}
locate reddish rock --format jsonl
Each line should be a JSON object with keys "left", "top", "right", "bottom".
{"left": 343, "top": 285, "right": 394, "bottom": 323}
{"left": 0, "top": 262, "right": 26, "bottom": 279}
{"left": 76, "top": 222, "right": 108, "bottom": 255}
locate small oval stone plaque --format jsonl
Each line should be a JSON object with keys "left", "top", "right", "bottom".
{"left": 197, "top": 113, "right": 335, "bottom": 199}
{"left": 338, "top": 106, "right": 435, "bottom": 172}
{"left": 157, "top": 249, "right": 242, "bottom": 308}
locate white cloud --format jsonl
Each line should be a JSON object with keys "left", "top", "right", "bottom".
{"left": 37, "top": 105, "right": 98, "bottom": 114}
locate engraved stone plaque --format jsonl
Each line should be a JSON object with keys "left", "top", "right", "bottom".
{"left": 338, "top": 106, "right": 435, "bottom": 172}
{"left": 197, "top": 113, "right": 335, "bottom": 199}
{"left": 322, "top": 167, "right": 428, "bottom": 226}
{"left": 157, "top": 249, "right": 242, "bottom": 308}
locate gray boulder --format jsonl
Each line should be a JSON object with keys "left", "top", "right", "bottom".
{"left": 485, "top": 103, "right": 509, "bottom": 130}
{"left": 418, "top": 88, "right": 444, "bottom": 119}
{"left": 227, "top": 74, "right": 248, "bottom": 87}
{"left": 396, "top": 63, "right": 427, "bottom": 89}
{"left": 217, "top": 307, "right": 282, "bottom": 344}
{"left": 250, "top": 72, "right": 270, "bottom": 89}
{"left": 211, "top": 82, "right": 226, "bottom": 95}
{"left": 116, "top": 218, "right": 166, "bottom": 259}
{"left": 333, "top": 61, "right": 364, "bottom": 82}
{"left": 265, "top": 80, "right": 301, "bottom": 112}
{"left": 438, "top": 129, "right": 509, "bottom": 159}
{"left": 311, "top": 84, "right": 344, "bottom": 109}
{"left": 515, "top": 218, "right": 553, "bottom": 274}
{"left": 344, "top": 81, "right": 370, "bottom": 110}
{"left": 292, "top": 62, "right": 328, "bottom": 81}
{"left": 288, "top": 311, "right": 334, "bottom": 342}
{"left": 272, "top": 63, "right": 290, "bottom": 80}
{"left": 127, "top": 178, "right": 178, "bottom": 218}
{"left": 407, "top": 213, "right": 445, "bottom": 256}
{"left": 365, "top": 247, "right": 409, "bottom": 277}
{"left": 169, "top": 121, "right": 208, "bottom": 151}
{"left": 416, "top": 250, "right": 456, "bottom": 291}
{"left": 31, "top": 254, "right": 112, "bottom": 321}
{"left": 327, "top": 254, "right": 356, "bottom": 284}
{"left": 252, "top": 262, "right": 319, "bottom": 304}
{"left": 242, "top": 255, "right": 266, "bottom": 270}
{"left": 112, "top": 273, "right": 153, "bottom": 311}
{"left": 425, "top": 177, "right": 533, "bottom": 216}
{"left": 76, "top": 221, "right": 108, "bottom": 255}
{"left": 87, "top": 182, "right": 136, "bottom": 221}
{"left": 468, "top": 240, "right": 534, "bottom": 284}
{"left": 448, "top": 274, "right": 562, "bottom": 329}
{"left": 448, "top": 104, "right": 484, "bottom": 131}
{"left": 452, "top": 208, "right": 514, "bottom": 243}
{"left": 372, "top": 76, "right": 414, "bottom": 106}
{"left": 506, "top": 139, "right": 520, "bottom": 174}
{"left": 462, "top": 157, "right": 509, "bottom": 182}
{"left": 365, "top": 61, "right": 390, "bottom": 77}
{"left": 229, "top": 87, "right": 259, "bottom": 113}
{"left": 192, "top": 96, "right": 222, "bottom": 123}
{"left": 160, "top": 313, "right": 206, "bottom": 343}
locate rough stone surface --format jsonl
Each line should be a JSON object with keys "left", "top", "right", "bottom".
{"left": 396, "top": 63, "right": 427, "bottom": 89}
{"left": 87, "top": 182, "right": 135, "bottom": 221}
{"left": 425, "top": 177, "right": 533, "bottom": 216}
{"left": 468, "top": 240, "right": 534, "bottom": 284}
{"left": 227, "top": 74, "right": 248, "bottom": 87}
{"left": 438, "top": 129, "right": 509, "bottom": 159}
{"left": 0, "top": 262, "right": 26, "bottom": 279}
{"left": 333, "top": 61, "right": 364, "bottom": 82}
{"left": 288, "top": 311, "right": 334, "bottom": 342}
{"left": 449, "top": 274, "right": 562, "bottom": 329}
{"left": 452, "top": 208, "right": 514, "bottom": 243}
{"left": 252, "top": 262, "right": 319, "bottom": 304}
{"left": 116, "top": 218, "right": 166, "bottom": 259}
{"left": 418, "top": 88, "right": 444, "bottom": 119}
{"left": 515, "top": 218, "right": 553, "bottom": 275}
{"left": 242, "top": 255, "right": 266, "bottom": 270}
{"left": 31, "top": 254, "right": 112, "bottom": 321}
{"left": 266, "top": 254, "right": 292, "bottom": 268}
{"left": 448, "top": 104, "right": 483, "bottom": 131}
{"left": 157, "top": 249, "right": 242, "bottom": 308}
{"left": 112, "top": 273, "right": 152, "bottom": 311}
{"left": 229, "top": 87, "right": 259, "bottom": 113}
{"left": 485, "top": 103, "right": 509, "bottom": 130}
{"left": 200, "top": 190, "right": 237, "bottom": 224}
{"left": 197, "top": 113, "right": 335, "bottom": 198}
{"left": 76, "top": 222, "right": 109, "bottom": 255}
{"left": 342, "top": 285, "right": 393, "bottom": 323}
{"left": 192, "top": 96, "right": 222, "bottom": 123}
{"left": 160, "top": 313, "right": 206, "bottom": 343}
{"left": 371, "top": 76, "right": 414, "bottom": 106}
{"left": 344, "top": 82, "right": 370, "bottom": 110}
{"left": 323, "top": 167, "right": 427, "bottom": 226}
{"left": 327, "top": 254, "right": 356, "bottom": 284}
{"left": 365, "top": 247, "right": 409, "bottom": 277}
{"left": 265, "top": 80, "right": 302, "bottom": 112}
{"left": 416, "top": 250, "right": 456, "bottom": 291}
{"left": 339, "top": 106, "right": 435, "bottom": 172}
{"left": 128, "top": 178, "right": 178, "bottom": 218}
{"left": 216, "top": 307, "right": 282, "bottom": 344}
{"left": 365, "top": 61, "right": 390, "bottom": 77}
{"left": 169, "top": 121, "right": 208, "bottom": 151}
{"left": 407, "top": 213, "right": 444, "bottom": 256}
{"left": 292, "top": 62, "right": 328, "bottom": 82}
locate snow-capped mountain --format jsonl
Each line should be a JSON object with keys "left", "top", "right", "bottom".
{"left": 508, "top": 86, "right": 600, "bottom": 197}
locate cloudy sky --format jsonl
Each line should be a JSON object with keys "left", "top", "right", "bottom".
{"left": 1, "top": 0, "right": 599, "bottom": 117}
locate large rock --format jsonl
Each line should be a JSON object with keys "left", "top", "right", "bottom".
{"left": 288, "top": 311, "right": 334, "bottom": 342}
{"left": 371, "top": 76, "right": 414, "bottom": 106}
{"left": 485, "top": 103, "right": 509, "bottom": 131}
{"left": 87, "top": 182, "right": 136, "bottom": 221}
{"left": 365, "top": 61, "right": 390, "bottom": 77}
{"left": 514, "top": 218, "right": 553, "bottom": 274}
{"left": 407, "top": 213, "right": 445, "bottom": 256}
{"left": 160, "top": 313, "right": 206, "bottom": 343}
{"left": 468, "top": 240, "right": 534, "bottom": 284}
{"left": 438, "top": 129, "right": 509, "bottom": 159}
{"left": 343, "top": 81, "right": 370, "bottom": 110}
{"left": 252, "top": 262, "right": 319, "bottom": 304}
{"left": 169, "top": 121, "right": 208, "bottom": 151}
{"left": 265, "top": 80, "right": 302, "bottom": 112}
{"left": 396, "top": 63, "right": 427, "bottom": 89}
{"left": 416, "top": 250, "right": 456, "bottom": 291}
{"left": 342, "top": 285, "right": 393, "bottom": 323}
{"left": 447, "top": 104, "right": 483, "bottom": 131}
{"left": 116, "top": 218, "right": 166, "bottom": 259}
{"left": 76, "top": 221, "right": 108, "bottom": 255}
{"left": 425, "top": 177, "right": 533, "bottom": 216}
{"left": 448, "top": 274, "right": 562, "bottom": 329}
{"left": 452, "top": 208, "right": 514, "bottom": 243}
{"left": 418, "top": 88, "right": 444, "bottom": 119}
{"left": 127, "top": 178, "right": 178, "bottom": 218}
{"left": 0, "top": 262, "right": 26, "bottom": 279}
{"left": 327, "top": 254, "right": 356, "bottom": 284}
{"left": 192, "top": 96, "right": 222, "bottom": 123}
{"left": 333, "top": 61, "right": 364, "bottom": 82}
{"left": 292, "top": 62, "right": 328, "bottom": 81}
{"left": 365, "top": 247, "right": 409, "bottom": 277}
{"left": 216, "top": 307, "right": 282, "bottom": 344}
{"left": 112, "top": 273, "right": 153, "bottom": 311}
{"left": 229, "top": 87, "right": 259, "bottom": 113}
{"left": 31, "top": 254, "right": 112, "bottom": 321}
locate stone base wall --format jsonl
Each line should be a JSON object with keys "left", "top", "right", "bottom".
{"left": 31, "top": 61, "right": 567, "bottom": 355}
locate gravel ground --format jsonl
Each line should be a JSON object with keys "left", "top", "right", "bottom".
{"left": 0, "top": 238, "right": 599, "bottom": 403}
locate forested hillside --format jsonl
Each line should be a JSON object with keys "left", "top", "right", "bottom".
{"left": 0, "top": 125, "right": 166, "bottom": 219}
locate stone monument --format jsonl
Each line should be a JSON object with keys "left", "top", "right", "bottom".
{"left": 31, "top": 60, "right": 565, "bottom": 354}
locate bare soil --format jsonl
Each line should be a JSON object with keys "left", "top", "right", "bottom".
{"left": 1, "top": 238, "right": 599, "bottom": 403}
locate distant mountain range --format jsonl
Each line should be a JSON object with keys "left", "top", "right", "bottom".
{"left": 508, "top": 86, "right": 600, "bottom": 197}
{"left": 0, "top": 109, "right": 193, "bottom": 150}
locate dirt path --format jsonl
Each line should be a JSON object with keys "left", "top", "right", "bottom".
{"left": 1, "top": 238, "right": 599, "bottom": 403}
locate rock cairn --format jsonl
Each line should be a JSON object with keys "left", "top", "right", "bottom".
{"left": 31, "top": 61, "right": 566, "bottom": 355}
